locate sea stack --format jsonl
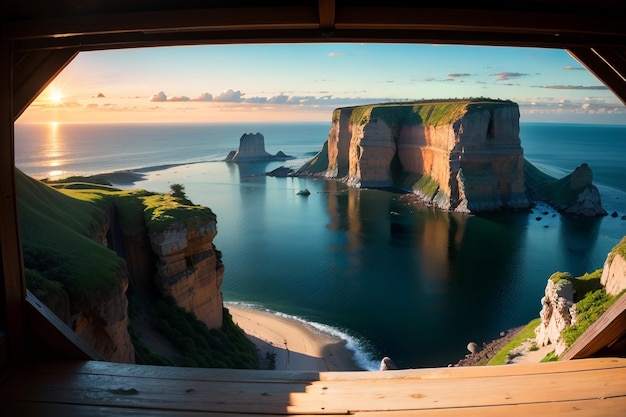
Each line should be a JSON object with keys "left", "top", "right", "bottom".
{"left": 225, "top": 132, "right": 291, "bottom": 162}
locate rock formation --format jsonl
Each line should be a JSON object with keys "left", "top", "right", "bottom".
{"left": 225, "top": 132, "right": 292, "bottom": 162}
{"left": 299, "top": 99, "right": 606, "bottom": 215}
{"left": 148, "top": 220, "right": 225, "bottom": 329}
{"left": 73, "top": 266, "right": 135, "bottom": 363}
{"left": 535, "top": 272, "right": 577, "bottom": 356}
{"left": 303, "top": 99, "right": 531, "bottom": 212}
{"left": 528, "top": 162, "right": 607, "bottom": 217}
{"left": 600, "top": 237, "right": 626, "bottom": 296}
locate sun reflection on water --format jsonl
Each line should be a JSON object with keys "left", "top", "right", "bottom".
{"left": 46, "top": 121, "right": 65, "bottom": 178}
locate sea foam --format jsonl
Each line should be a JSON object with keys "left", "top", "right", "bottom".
{"left": 225, "top": 301, "right": 380, "bottom": 371}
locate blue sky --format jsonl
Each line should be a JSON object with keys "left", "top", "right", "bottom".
{"left": 19, "top": 43, "right": 626, "bottom": 124}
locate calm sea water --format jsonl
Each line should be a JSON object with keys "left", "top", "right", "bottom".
{"left": 14, "top": 121, "right": 626, "bottom": 369}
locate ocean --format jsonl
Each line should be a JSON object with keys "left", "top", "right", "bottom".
{"left": 14, "top": 121, "right": 626, "bottom": 370}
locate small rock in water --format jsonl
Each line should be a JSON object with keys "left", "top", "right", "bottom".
{"left": 380, "top": 356, "right": 398, "bottom": 371}
{"left": 467, "top": 342, "right": 479, "bottom": 354}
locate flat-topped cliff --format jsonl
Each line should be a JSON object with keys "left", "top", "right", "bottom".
{"left": 306, "top": 99, "right": 530, "bottom": 212}
{"left": 17, "top": 170, "right": 257, "bottom": 366}
{"left": 299, "top": 99, "right": 606, "bottom": 215}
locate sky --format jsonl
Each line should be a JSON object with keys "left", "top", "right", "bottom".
{"left": 17, "top": 43, "right": 626, "bottom": 125}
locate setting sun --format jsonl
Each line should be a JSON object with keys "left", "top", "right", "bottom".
{"left": 49, "top": 90, "right": 63, "bottom": 104}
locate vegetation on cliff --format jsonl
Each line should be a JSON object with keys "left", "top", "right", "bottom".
{"left": 17, "top": 169, "right": 258, "bottom": 368}
{"left": 347, "top": 98, "right": 515, "bottom": 131}
{"left": 486, "top": 263, "right": 623, "bottom": 365}
{"left": 129, "top": 292, "right": 258, "bottom": 368}
{"left": 17, "top": 169, "right": 124, "bottom": 313}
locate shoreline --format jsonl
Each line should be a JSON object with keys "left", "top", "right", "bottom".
{"left": 225, "top": 304, "right": 367, "bottom": 372}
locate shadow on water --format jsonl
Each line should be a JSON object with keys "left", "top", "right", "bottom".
{"left": 559, "top": 214, "right": 603, "bottom": 275}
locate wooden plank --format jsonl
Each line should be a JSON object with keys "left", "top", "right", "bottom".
{"left": 561, "top": 295, "right": 626, "bottom": 360}
{"left": 290, "top": 366, "right": 626, "bottom": 413}
{"left": 4, "top": 396, "right": 625, "bottom": 417}
{"left": 350, "top": 396, "right": 626, "bottom": 416}
{"left": 24, "top": 359, "right": 321, "bottom": 383}
{"left": 2, "top": 359, "right": 625, "bottom": 415}
{"left": 320, "top": 357, "right": 626, "bottom": 381}
{"left": 0, "top": 369, "right": 346, "bottom": 415}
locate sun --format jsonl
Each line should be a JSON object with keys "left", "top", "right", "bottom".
{"left": 49, "top": 90, "right": 64, "bottom": 104}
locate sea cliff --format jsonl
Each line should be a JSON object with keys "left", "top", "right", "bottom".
{"left": 17, "top": 170, "right": 242, "bottom": 364}
{"left": 323, "top": 99, "right": 529, "bottom": 212}
{"left": 298, "top": 99, "right": 605, "bottom": 215}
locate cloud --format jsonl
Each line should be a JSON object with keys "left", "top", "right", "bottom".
{"left": 267, "top": 94, "right": 290, "bottom": 104}
{"left": 493, "top": 72, "right": 528, "bottom": 81}
{"left": 96, "top": 92, "right": 105, "bottom": 98}
{"left": 193, "top": 92, "right": 213, "bottom": 101}
{"left": 213, "top": 89, "right": 244, "bottom": 102}
{"left": 149, "top": 91, "right": 167, "bottom": 102}
{"left": 564, "top": 66, "right": 586, "bottom": 71}
{"left": 328, "top": 52, "right": 345, "bottom": 57}
{"left": 244, "top": 96, "right": 268, "bottom": 104}
{"left": 169, "top": 96, "right": 190, "bottom": 102}
{"left": 535, "top": 85, "right": 608, "bottom": 90}
{"left": 446, "top": 73, "right": 472, "bottom": 80}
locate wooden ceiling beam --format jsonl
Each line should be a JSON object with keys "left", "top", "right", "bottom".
{"left": 318, "top": 0, "right": 336, "bottom": 33}
{"left": 334, "top": 7, "right": 624, "bottom": 40}
{"left": 12, "top": 49, "right": 79, "bottom": 119}
{"left": 3, "top": 7, "right": 320, "bottom": 41}
{"left": 568, "top": 47, "right": 626, "bottom": 106}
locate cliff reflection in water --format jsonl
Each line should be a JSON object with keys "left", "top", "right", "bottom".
{"left": 131, "top": 158, "right": 617, "bottom": 369}
{"left": 319, "top": 178, "right": 532, "bottom": 367}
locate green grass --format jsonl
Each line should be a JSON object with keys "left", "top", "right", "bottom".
{"left": 562, "top": 288, "right": 621, "bottom": 347}
{"left": 17, "top": 169, "right": 125, "bottom": 309}
{"left": 487, "top": 318, "right": 542, "bottom": 366}
{"left": 19, "top": 169, "right": 255, "bottom": 368}
{"left": 608, "top": 236, "right": 626, "bottom": 264}
{"left": 346, "top": 98, "right": 515, "bottom": 130}
{"left": 411, "top": 173, "right": 440, "bottom": 198}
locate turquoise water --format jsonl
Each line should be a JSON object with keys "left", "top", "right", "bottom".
{"left": 15, "top": 122, "right": 626, "bottom": 369}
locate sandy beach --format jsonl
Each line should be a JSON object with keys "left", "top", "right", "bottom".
{"left": 226, "top": 304, "right": 366, "bottom": 372}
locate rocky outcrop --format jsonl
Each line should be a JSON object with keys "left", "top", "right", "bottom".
{"left": 535, "top": 272, "right": 577, "bottom": 356}
{"left": 306, "top": 99, "right": 531, "bottom": 213}
{"left": 600, "top": 237, "right": 626, "bottom": 296}
{"left": 149, "top": 220, "right": 225, "bottom": 329}
{"left": 528, "top": 163, "right": 608, "bottom": 217}
{"left": 73, "top": 266, "right": 135, "bottom": 363}
{"left": 225, "top": 132, "right": 292, "bottom": 162}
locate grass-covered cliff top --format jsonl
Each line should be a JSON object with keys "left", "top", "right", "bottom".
{"left": 17, "top": 169, "right": 216, "bottom": 313}
{"left": 337, "top": 98, "right": 516, "bottom": 129}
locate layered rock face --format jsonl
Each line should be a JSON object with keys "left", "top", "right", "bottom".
{"left": 149, "top": 221, "right": 225, "bottom": 329}
{"left": 324, "top": 100, "right": 530, "bottom": 212}
{"left": 73, "top": 266, "right": 135, "bottom": 363}
{"left": 600, "top": 239, "right": 626, "bottom": 296}
{"left": 535, "top": 273, "right": 577, "bottom": 355}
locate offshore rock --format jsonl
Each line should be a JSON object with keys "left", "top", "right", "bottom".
{"left": 308, "top": 99, "right": 531, "bottom": 213}
{"left": 225, "top": 132, "right": 292, "bottom": 162}
{"left": 535, "top": 273, "right": 577, "bottom": 356}
{"left": 149, "top": 220, "right": 225, "bottom": 329}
